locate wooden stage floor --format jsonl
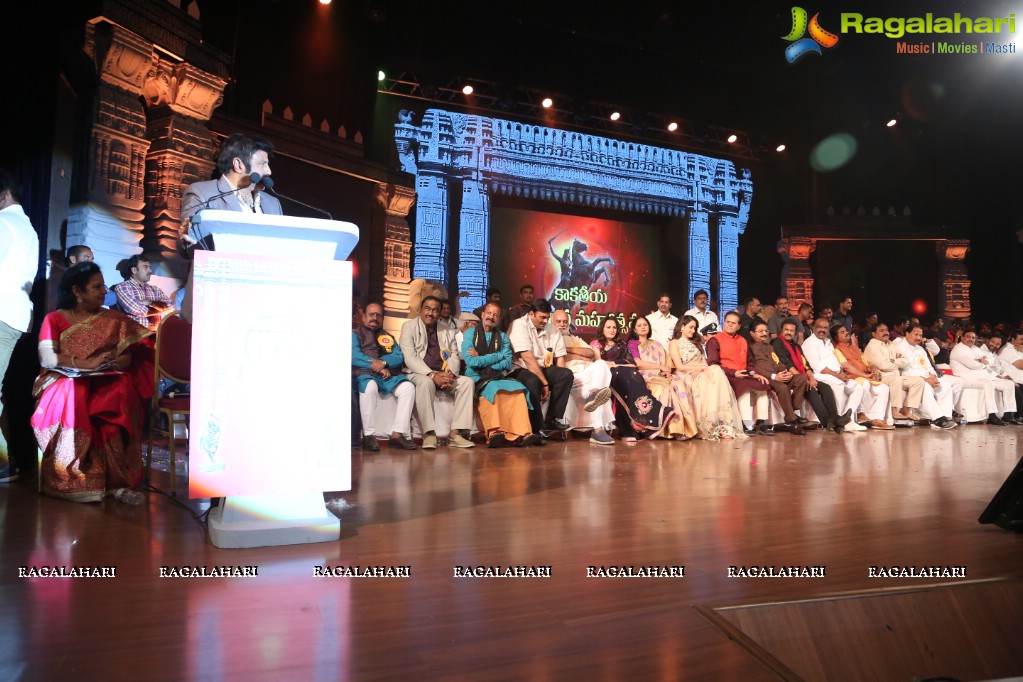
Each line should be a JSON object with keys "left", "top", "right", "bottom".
{"left": 2, "top": 425, "right": 1022, "bottom": 681}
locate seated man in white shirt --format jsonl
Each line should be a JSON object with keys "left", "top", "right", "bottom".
{"left": 683, "top": 289, "right": 719, "bottom": 336}
{"left": 891, "top": 323, "right": 962, "bottom": 429}
{"left": 506, "top": 299, "right": 575, "bottom": 435}
{"left": 995, "top": 330, "right": 1023, "bottom": 385}
{"left": 988, "top": 332, "right": 1023, "bottom": 424}
{"left": 551, "top": 309, "right": 615, "bottom": 445}
{"left": 949, "top": 330, "right": 1017, "bottom": 426}
{"left": 648, "top": 293, "right": 679, "bottom": 348}
{"left": 801, "top": 318, "right": 868, "bottom": 431}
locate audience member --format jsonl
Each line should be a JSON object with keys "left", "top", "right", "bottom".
{"left": 472, "top": 287, "right": 501, "bottom": 319}
{"left": 892, "top": 324, "right": 961, "bottom": 429}
{"left": 462, "top": 303, "right": 541, "bottom": 447}
{"left": 767, "top": 296, "right": 791, "bottom": 339}
{"left": 833, "top": 297, "right": 854, "bottom": 334}
{"left": 772, "top": 320, "right": 850, "bottom": 431}
{"left": 748, "top": 320, "right": 807, "bottom": 434}
{"left": 629, "top": 315, "right": 687, "bottom": 438}
{"left": 831, "top": 325, "right": 894, "bottom": 429}
{"left": 801, "top": 318, "right": 868, "bottom": 431}
{"left": 551, "top": 310, "right": 615, "bottom": 445}
{"left": 706, "top": 311, "right": 774, "bottom": 435}
{"left": 352, "top": 302, "right": 417, "bottom": 451}
{"left": 949, "top": 330, "right": 1016, "bottom": 426}
{"left": 738, "top": 297, "right": 762, "bottom": 340}
{"left": 398, "top": 295, "right": 476, "bottom": 449}
{"left": 501, "top": 283, "right": 535, "bottom": 332}
{"left": 862, "top": 323, "right": 923, "bottom": 426}
{"left": 683, "top": 289, "right": 719, "bottom": 336}
{"left": 669, "top": 315, "right": 744, "bottom": 440}
{"left": 111, "top": 255, "right": 172, "bottom": 330}
{"left": 507, "top": 299, "right": 574, "bottom": 435}
{"left": 647, "top": 293, "right": 678, "bottom": 348}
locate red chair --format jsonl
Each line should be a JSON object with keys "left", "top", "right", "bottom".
{"left": 146, "top": 312, "right": 191, "bottom": 496}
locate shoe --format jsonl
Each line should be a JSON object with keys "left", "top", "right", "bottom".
{"left": 952, "top": 411, "right": 964, "bottom": 422}
{"left": 519, "top": 433, "right": 544, "bottom": 447}
{"left": 448, "top": 433, "right": 476, "bottom": 448}
{"left": 870, "top": 420, "right": 895, "bottom": 430}
{"left": 795, "top": 416, "right": 810, "bottom": 424}
{"left": 834, "top": 410, "right": 853, "bottom": 428}
{"left": 422, "top": 433, "right": 438, "bottom": 449}
{"left": 930, "top": 417, "right": 957, "bottom": 430}
{"left": 0, "top": 464, "right": 19, "bottom": 483}
{"left": 802, "top": 421, "right": 822, "bottom": 430}
{"left": 834, "top": 426, "right": 844, "bottom": 434}
{"left": 987, "top": 414, "right": 1008, "bottom": 426}
{"left": 742, "top": 426, "right": 756, "bottom": 436}
{"left": 388, "top": 435, "right": 418, "bottom": 450}
{"left": 488, "top": 433, "right": 509, "bottom": 448}
{"left": 621, "top": 435, "right": 638, "bottom": 443}
{"left": 361, "top": 435, "right": 380, "bottom": 452}
{"left": 845, "top": 421, "right": 868, "bottom": 432}
{"left": 544, "top": 418, "right": 571, "bottom": 431}
{"left": 589, "top": 430, "right": 615, "bottom": 445}
{"left": 584, "top": 387, "right": 612, "bottom": 412}
{"left": 788, "top": 423, "right": 806, "bottom": 436}
{"left": 756, "top": 423, "right": 777, "bottom": 436}
{"left": 894, "top": 419, "right": 916, "bottom": 428}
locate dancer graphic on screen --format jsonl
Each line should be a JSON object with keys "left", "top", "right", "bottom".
{"left": 547, "top": 233, "right": 573, "bottom": 300}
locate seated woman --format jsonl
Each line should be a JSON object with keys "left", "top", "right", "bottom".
{"left": 591, "top": 315, "right": 671, "bottom": 441}
{"left": 33, "top": 261, "right": 155, "bottom": 503}
{"left": 668, "top": 315, "right": 744, "bottom": 440}
{"left": 628, "top": 316, "right": 689, "bottom": 439}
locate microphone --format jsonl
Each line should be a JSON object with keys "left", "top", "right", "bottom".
{"left": 196, "top": 172, "right": 263, "bottom": 210}
{"left": 265, "top": 179, "right": 334, "bottom": 220}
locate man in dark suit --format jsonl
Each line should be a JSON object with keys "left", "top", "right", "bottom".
{"left": 771, "top": 319, "right": 851, "bottom": 432}
{"left": 749, "top": 320, "right": 806, "bottom": 435}
{"left": 177, "top": 134, "right": 284, "bottom": 319}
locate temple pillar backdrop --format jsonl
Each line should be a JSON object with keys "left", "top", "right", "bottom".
{"left": 141, "top": 58, "right": 227, "bottom": 272}
{"left": 373, "top": 183, "right": 416, "bottom": 336}
{"left": 687, "top": 208, "right": 711, "bottom": 308}
{"left": 67, "top": 22, "right": 154, "bottom": 279}
{"left": 937, "top": 239, "right": 971, "bottom": 320}
{"left": 777, "top": 236, "right": 817, "bottom": 311}
{"left": 410, "top": 172, "right": 450, "bottom": 282}
{"left": 456, "top": 179, "right": 491, "bottom": 312}
{"left": 716, "top": 213, "right": 745, "bottom": 317}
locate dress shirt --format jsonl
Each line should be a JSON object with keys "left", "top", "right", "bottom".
{"left": 0, "top": 204, "right": 39, "bottom": 333}
{"left": 801, "top": 335, "right": 843, "bottom": 374}
{"left": 508, "top": 316, "right": 548, "bottom": 370}
{"left": 891, "top": 338, "right": 938, "bottom": 378}
{"left": 112, "top": 278, "right": 172, "bottom": 329}
{"left": 683, "top": 307, "right": 719, "bottom": 335}
{"left": 647, "top": 311, "right": 678, "bottom": 347}
{"left": 998, "top": 344, "right": 1023, "bottom": 383}
{"left": 863, "top": 339, "right": 909, "bottom": 375}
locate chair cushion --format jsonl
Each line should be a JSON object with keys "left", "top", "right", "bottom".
{"left": 157, "top": 397, "right": 190, "bottom": 411}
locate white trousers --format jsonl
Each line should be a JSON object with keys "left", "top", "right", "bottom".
{"left": 360, "top": 380, "right": 415, "bottom": 437}
{"left": 817, "top": 374, "right": 865, "bottom": 417}
{"left": 855, "top": 381, "right": 891, "bottom": 422}
{"left": 919, "top": 375, "right": 963, "bottom": 420}
{"left": 960, "top": 376, "right": 1017, "bottom": 416}
{"left": 571, "top": 360, "right": 614, "bottom": 430}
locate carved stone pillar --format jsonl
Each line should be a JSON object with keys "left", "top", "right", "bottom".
{"left": 375, "top": 183, "right": 417, "bottom": 336}
{"left": 687, "top": 207, "right": 711, "bottom": 306}
{"left": 777, "top": 237, "right": 818, "bottom": 311}
{"left": 67, "top": 22, "right": 154, "bottom": 279}
{"left": 411, "top": 172, "right": 450, "bottom": 282}
{"left": 716, "top": 213, "right": 745, "bottom": 317}
{"left": 937, "top": 239, "right": 971, "bottom": 320}
{"left": 456, "top": 179, "right": 490, "bottom": 312}
{"left": 142, "top": 58, "right": 227, "bottom": 269}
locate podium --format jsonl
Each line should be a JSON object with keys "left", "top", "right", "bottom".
{"left": 187, "top": 210, "right": 358, "bottom": 548}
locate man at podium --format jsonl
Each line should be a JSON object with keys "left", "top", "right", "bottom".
{"left": 178, "top": 134, "right": 284, "bottom": 320}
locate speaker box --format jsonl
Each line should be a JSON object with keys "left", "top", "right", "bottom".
{"left": 979, "top": 458, "right": 1023, "bottom": 531}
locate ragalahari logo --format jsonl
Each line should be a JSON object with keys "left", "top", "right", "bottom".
{"left": 783, "top": 7, "right": 839, "bottom": 63}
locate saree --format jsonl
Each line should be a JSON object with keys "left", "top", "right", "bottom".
{"left": 32, "top": 310, "right": 154, "bottom": 502}
{"left": 629, "top": 339, "right": 694, "bottom": 438}
{"left": 672, "top": 339, "right": 744, "bottom": 441}
{"left": 591, "top": 340, "right": 671, "bottom": 438}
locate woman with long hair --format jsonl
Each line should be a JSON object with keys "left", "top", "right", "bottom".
{"left": 590, "top": 315, "right": 671, "bottom": 441}
{"left": 33, "top": 262, "right": 155, "bottom": 502}
{"left": 628, "top": 315, "right": 692, "bottom": 438}
{"left": 668, "top": 315, "right": 744, "bottom": 440}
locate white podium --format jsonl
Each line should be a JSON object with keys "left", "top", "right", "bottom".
{"left": 188, "top": 210, "right": 358, "bottom": 548}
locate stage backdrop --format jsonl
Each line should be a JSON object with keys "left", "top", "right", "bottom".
{"left": 489, "top": 207, "right": 664, "bottom": 332}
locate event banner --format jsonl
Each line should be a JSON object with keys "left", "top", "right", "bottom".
{"left": 489, "top": 208, "right": 665, "bottom": 331}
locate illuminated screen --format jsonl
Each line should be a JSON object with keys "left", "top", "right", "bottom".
{"left": 489, "top": 207, "right": 666, "bottom": 332}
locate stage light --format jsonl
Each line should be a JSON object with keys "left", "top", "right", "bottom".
{"left": 542, "top": 98, "right": 553, "bottom": 109}
{"left": 610, "top": 111, "right": 620, "bottom": 121}
{"left": 462, "top": 85, "right": 474, "bottom": 95}
{"left": 727, "top": 134, "right": 738, "bottom": 143}
{"left": 886, "top": 118, "right": 897, "bottom": 127}
{"left": 377, "top": 70, "right": 385, "bottom": 82}
{"left": 912, "top": 299, "right": 927, "bottom": 315}
{"left": 319, "top": 0, "right": 331, "bottom": 4}
{"left": 667, "top": 122, "right": 678, "bottom": 132}
{"left": 776, "top": 144, "right": 786, "bottom": 152}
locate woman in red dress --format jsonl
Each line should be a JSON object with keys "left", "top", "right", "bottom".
{"left": 33, "top": 262, "right": 154, "bottom": 502}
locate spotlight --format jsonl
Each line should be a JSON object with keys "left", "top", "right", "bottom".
{"left": 727, "top": 134, "right": 738, "bottom": 143}
{"left": 610, "top": 111, "right": 620, "bottom": 121}
{"left": 542, "top": 98, "right": 553, "bottom": 109}
{"left": 462, "top": 85, "right": 474, "bottom": 95}
{"left": 776, "top": 144, "right": 786, "bottom": 152}
{"left": 377, "top": 70, "right": 385, "bottom": 82}
{"left": 667, "top": 122, "right": 678, "bottom": 132}
{"left": 319, "top": 0, "right": 331, "bottom": 4}
{"left": 886, "top": 118, "right": 897, "bottom": 127}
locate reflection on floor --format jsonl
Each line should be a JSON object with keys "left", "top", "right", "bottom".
{"left": 3, "top": 426, "right": 1022, "bottom": 680}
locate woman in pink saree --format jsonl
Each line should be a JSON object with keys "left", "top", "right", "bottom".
{"left": 33, "top": 262, "right": 154, "bottom": 503}
{"left": 628, "top": 316, "right": 695, "bottom": 439}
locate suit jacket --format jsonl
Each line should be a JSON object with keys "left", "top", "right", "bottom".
{"left": 179, "top": 177, "right": 284, "bottom": 256}
{"left": 399, "top": 317, "right": 462, "bottom": 376}
{"left": 772, "top": 337, "right": 810, "bottom": 373}
{"left": 749, "top": 341, "right": 785, "bottom": 377}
